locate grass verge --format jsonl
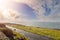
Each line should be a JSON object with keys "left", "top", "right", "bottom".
{"left": 13, "top": 31, "right": 29, "bottom": 40}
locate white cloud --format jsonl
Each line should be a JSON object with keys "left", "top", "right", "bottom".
{"left": 13, "top": 0, "right": 60, "bottom": 22}
{"left": 6, "top": 9, "right": 30, "bottom": 22}
{"left": 0, "top": 8, "right": 30, "bottom": 23}
{"left": 13, "top": 0, "right": 45, "bottom": 19}
{"left": 0, "top": 0, "right": 60, "bottom": 23}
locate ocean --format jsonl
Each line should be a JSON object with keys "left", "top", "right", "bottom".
{"left": 32, "top": 22, "right": 60, "bottom": 29}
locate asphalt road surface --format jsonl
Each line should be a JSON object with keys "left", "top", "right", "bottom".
{"left": 6, "top": 25, "right": 54, "bottom": 40}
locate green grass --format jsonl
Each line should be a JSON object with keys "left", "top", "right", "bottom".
{"left": 11, "top": 25, "right": 60, "bottom": 40}
{"left": 13, "top": 31, "right": 29, "bottom": 40}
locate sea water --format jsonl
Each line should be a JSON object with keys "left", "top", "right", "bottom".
{"left": 33, "top": 22, "right": 60, "bottom": 29}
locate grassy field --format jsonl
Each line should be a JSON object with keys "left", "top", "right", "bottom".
{"left": 11, "top": 25, "right": 60, "bottom": 40}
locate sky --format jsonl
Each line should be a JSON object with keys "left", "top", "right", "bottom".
{"left": 0, "top": 0, "right": 60, "bottom": 25}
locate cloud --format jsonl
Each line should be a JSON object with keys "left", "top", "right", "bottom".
{"left": 13, "top": 0, "right": 45, "bottom": 19}
{"left": 13, "top": 0, "right": 60, "bottom": 22}
{"left": 6, "top": 9, "right": 30, "bottom": 22}
{"left": 0, "top": 0, "right": 60, "bottom": 23}
{"left": 0, "top": 9, "right": 30, "bottom": 23}
{"left": 0, "top": 11, "right": 4, "bottom": 19}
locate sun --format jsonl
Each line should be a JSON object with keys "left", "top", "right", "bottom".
{"left": 0, "top": 0, "right": 12, "bottom": 19}
{"left": 0, "top": 0, "right": 21, "bottom": 19}
{"left": 0, "top": 0, "right": 10, "bottom": 10}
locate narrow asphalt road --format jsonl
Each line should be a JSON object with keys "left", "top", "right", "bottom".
{"left": 6, "top": 25, "right": 54, "bottom": 40}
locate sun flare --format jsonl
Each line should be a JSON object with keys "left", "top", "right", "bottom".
{"left": 0, "top": 0, "right": 22, "bottom": 19}
{"left": 0, "top": 0, "right": 12, "bottom": 19}
{"left": 2, "top": 9, "right": 11, "bottom": 19}
{"left": 0, "top": 0, "right": 10, "bottom": 10}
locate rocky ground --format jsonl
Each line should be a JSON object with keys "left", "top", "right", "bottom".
{"left": 0, "top": 31, "right": 9, "bottom": 40}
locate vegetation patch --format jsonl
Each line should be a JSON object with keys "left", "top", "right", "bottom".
{"left": 13, "top": 31, "right": 29, "bottom": 40}
{"left": 11, "top": 25, "right": 60, "bottom": 40}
